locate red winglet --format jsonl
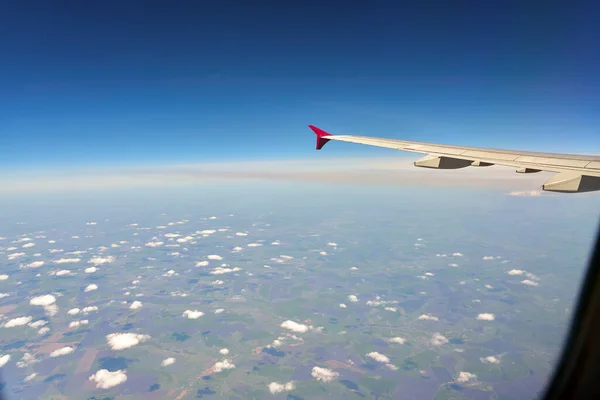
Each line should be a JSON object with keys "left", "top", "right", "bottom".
{"left": 308, "top": 125, "right": 333, "bottom": 150}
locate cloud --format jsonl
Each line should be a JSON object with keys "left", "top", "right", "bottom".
{"left": 86, "top": 222, "right": 97, "bottom": 225}
{"left": 387, "top": 337, "right": 406, "bottom": 344}
{"left": 88, "top": 256, "right": 115, "bottom": 266}
{"left": 268, "top": 381, "right": 295, "bottom": 394}
{"left": 145, "top": 241, "right": 164, "bottom": 247}
{"left": 219, "top": 348, "right": 229, "bottom": 355}
{"left": 82, "top": 306, "right": 98, "bottom": 314}
{"left": 55, "top": 258, "right": 80, "bottom": 264}
{"left": 0, "top": 354, "right": 10, "bottom": 368}
{"left": 311, "top": 366, "right": 339, "bottom": 382}
{"left": 481, "top": 355, "right": 500, "bottom": 364}
{"left": 49, "top": 346, "right": 74, "bottom": 358}
{"left": 280, "top": 320, "right": 309, "bottom": 333}
{"left": 235, "top": 232, "right": 248, "bottom": 236}
{"left": 129, "top": 301, "right": 142, "bottom": 310}
{"left": 24, "top": 261, "right": 45, "bottom": 268}
{"left": 339, "top": 303, "right": 347, "bottom": 308}
{"left": 207, "top": 254, "right": 223, "bottom": 260}
{"left": 457, "top": 371, "right": 477, "bottom": 383}
{"left": 69, "top": 320, "right": 89, "bottom": 328}
{"left": 418, "top": 314, "right": 439, "bottom": 321}
{"left": 106, "top": 333, "right": 151, "bottom": 350}
{"left": 67, "top": 308, "right": 80, "bottom": 315}
{"left": 85, "top": 284, "right": 98, "bottom": 292}
{"left": 507, "top": 190, "right": 542, "bottom": 197}
{"left": 431, "top": 333, "right": 449, "bottom": 345}
{"left": 22, "top": 242, "right": 35, "bottom": 248}
{"left": 30, "top": 294, "right": 56, "bottom": 307}
{"left": 521, "top": 279, "right": 539, "bottom": 286}
{"left": 17, "top": 353, "right": 37, "bottom": 368}
{"left": 477, "top": 313, "right": 495, "bottom": 321}
{"left": 161, "top": 357, "right": 175, "bottom": 366}
{"left": 215, "top": 308, "right": 224, "bottom": 314}
{"left": 248, "top": 243, "right": 263, "bottom": 247}
{"left": 384, "top": 307, "right": 397, "bottom": 312}
{"left": 448, "top": 263, "right": 459, "bottom": 267}
{"left": 28, "top": 319, "right": 47, "bottom": 328}
{"left": 482, "top": 256, "right": 495, "bottom": 260}
{"left": 452, "top": 252, "right": 463, "bottom": 256}
{"left": 183, "top": 310, "right": 204, "bottom": 319}
{"left": 3, "top": 316, "right": 32, "bottom": 328}
{"left": 210, "top": 266, "right": 241, "bottom": 275}
{"left": 366, "top": 351, "right": 390, "bottom": 363}
{"left": 89, "top": 369, "right": 127, "bottom": 389}
{"left": 350, "top": 266, "right": 358, "bottom": 270}
{"left": 348, "top": 295, "right": 359, "bottom": 302}
{"left": 0, "top": 274, "right": 9, "bottom": 280}
{"left": 55, "top": 269, "right": 73, "bottom": 276}
{"left": 85, "top": 266, "right": 98, "bottom": 273}
{"left": 212, "top": 359, "right": 235, "bottom": 373}
{"left": 38, "top": 327, "right": 50, "bottom": 335}
{"left": 195, "top": 261, "right": 209, "bottom": 267}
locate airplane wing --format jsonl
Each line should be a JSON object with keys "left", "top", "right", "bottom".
{"left": 309, "top": 125, "right": 600, "bottom": 193}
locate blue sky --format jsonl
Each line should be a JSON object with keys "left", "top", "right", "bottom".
{"left": 1, "top": 2, "right": 599, "bottom": 170}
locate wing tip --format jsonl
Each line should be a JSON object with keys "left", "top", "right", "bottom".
{"left": 308, "top": 125, "right": 333, "bottom": 150}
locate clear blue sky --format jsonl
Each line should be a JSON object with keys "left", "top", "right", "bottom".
{"left": 1, "top": 1, "right": 599, "bottom": 169}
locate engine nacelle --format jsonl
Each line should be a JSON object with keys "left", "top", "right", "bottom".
{"left": 414, "top": 155, "right": 472, "bottom": 169}
{"left": 543, "top": 173, "right": 600, "bottom": 193}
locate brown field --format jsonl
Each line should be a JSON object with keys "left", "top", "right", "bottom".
{"left": 0, "top": 305, "right": 17, "bottom": 313}
{"left": 75, "top": 349, "right": 99, "bottom": 374}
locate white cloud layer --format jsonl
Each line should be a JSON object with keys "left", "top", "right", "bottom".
{"left": 106, "top": 333, "right": 151, "bottom": 350}
{"left": 89, "top": 369, "right": 127, "bottom": 389}
{"left": 311, "top": 366, "right": 339, "bottom": 382}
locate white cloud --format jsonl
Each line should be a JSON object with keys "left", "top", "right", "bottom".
{"left": 207, "top": 254, "right": 223, "bottom": 260}
{"left": 214, "top": 308, "right": 224, "bottom": 314}
{"left": 339, "top": 303, "right": 347, "bottom": 308}
{"left": 235, "top": 232, "right": 248, "bottom": 236}
{"left": 17, "top": 353, "right": 37, "bottom": 368}
{"left": 452, "top": 252, "right": 463, "bottom": 256}
{"left": 22, "top": 242, "right": 35, "bottom": 248}
{"left": 507, "top": 190, "right": 542, "bottom": 197}
{"left": 49, "top": 346, "right": 74, "bottom": 358}
{"left": 88, "top": 256, "right": 115, "bottom": 266}
{"left": 129, "top": 301, "right": 142, "bottom": 310}
{"left": 210, "top": 266, "right": 241, "bottom": 275}
{"left": 145, "top": 241, "right": 164, "bottom": 247}
{"left": 484, "top": 284, "right": 493, "bottom": 289}
{"left": 268, "top": 381, "right": 295, "bottom": 394}
{"left": 24, "top": 372, "right": 37, "bottom": 382}
{"left": 311, "top": 366, "right": 339, "bottom": 382}
{"left": 85, "top": 266, "right": 98, "bottom": 273}
{"left": 30, "top": 294, "right": 56, "bottom": 307}
{"left": 106, "top": 333, "right": 151, "bottom": 350}
{"left": 425, "top": 272, "right": 435, "bottom": 277}
{"left": 0, "top": 274, "right": 9, "bottom": 280}
{"left": 418, "top": 314, "right": 439, "bottom": 321}
{"left": 55, "top": 258, "right": 80, "bottom": 264}
{"left": 82, "top": 306, "right": 98, "bottom": 314}
{"left": 457, "top": 371, "right": 477, "bottom": 383}
{"left": 521, "top": 279, "right": 539, "bottom": 286}
{"left": 384, "top": 307, "right": 397, "bottom": 312}
{"left": 0, "top": 354, "right": 10, "bottom": 368}
{"left": 8, "top": 252, "right": 26, "bottom": 260}
{"left": 183, "top": 310, "right": 204, "bottom": 319}
{"left": 67, "top": 308, "right": 80, "bottom": 315}
{"left": 86, "top": 222, "right": 97, "bottom": 225}
{"left": 280, "top": 320, "right": 309, "bottom": 333}
{"left": 477, "top": 313, "right": 495, "bottom": 321}
{"left": 3, "top": 316, "right": 32, "bottom": 328}
{"left": 508, "top": 269, "right": 525, "bottom": 275}
{"left": 248, "top": 243, "right": 263, "bottom": 248}
{"left": 482, "top": 256, "right": 495, "bottom": 260}
{"left": 319, "top": 251, "right": 328, "bottom": 256}
{"left": 163, "top": 269, "right": 177, "bottom": 277}
{"left": 85, "top": 284, "right": 98, "bottom": 292}
{"left": 28, "top": 320, "right": 47, "bottom": 328}
{"left": 24, "top": 261, "right": 45, "bottom": 268}
{"left": 161, "top": 357, "right": 175, "bottom": 366}
{"left": 219, "top": 348, "right": 229, "bottom": 355}
{"left": 164, "top": 233, "right": 181, "bottom": 238}
{"left": 481, "top": 356, "right": 500, "bottom": 364}
{"left": 195, "top": 261, "right": 209, "bottom": 267}
{"left": 212, "top": 359, "right": 235, "bottom": 373}
{"left": 212, "top": 280, "right": 224, "bottom": 285}
{"left": 38, "top": 327, "right": 50, "bottom": 335}
{"left": 350, "top": 267, "right": 358, "bottom": 270}
{"left": 89, "top": 369, "right": 127, "bottom": 389}
{"left": 55, "top": 269, "right": 73, "bottom": 276}
{"left": 69, "top": 320, "right": 89, "bottom": 328}
{"left": 448, "top": 263, "right": 459, "bottom": 267}
{"left": 366, "top": 351, "right": 390, "bottom": 363}
{"left": 387, "top": 337, "right": 406, "bottom": 344}
{"left": 431, "top": 333, "right": 449, "bottom": 346}
{"left": 348, "top": 295, "right": 358, "bottom": 302}
{"left": 0, "top": 293, "right": 9, "bottom": 299}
